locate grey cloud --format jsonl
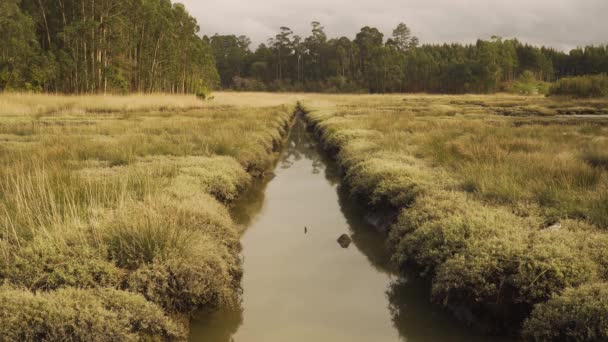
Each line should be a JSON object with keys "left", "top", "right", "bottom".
{"left": 180, "top": 0, "right": 608, "bottom": 51}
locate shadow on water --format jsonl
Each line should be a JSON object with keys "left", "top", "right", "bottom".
{"left": 190, "top": 117, "right": 504, "bottom": 342}
{"left": 334, "top": 174, "right": 498, "bottom": 342}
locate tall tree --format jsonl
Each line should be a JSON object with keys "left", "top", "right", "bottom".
{"left": 391, "top": 23, "right": 418, "bottom": 51}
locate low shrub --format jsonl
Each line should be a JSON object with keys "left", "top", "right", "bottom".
{"left": 522, "top": 283, "right": 608, "bottom": 341}
{"left": 549, "top": 74, "right": 608, "bottom": 98}
{"left": 509, "top": 71, "right": 550, "bottom": 96}
{"left": 0, "top": 286, "right": 185, "bottom": 341}
{"left": 432, "top": 230, "right": 599, "bottom": 308}
{"left": 127, "top": 253, "right": 241, "bottom": 314}
{"left": 0, "top": 235, "right": 124, "bottom": 291}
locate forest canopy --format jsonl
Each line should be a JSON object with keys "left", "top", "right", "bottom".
{"left": 1, "top": 1, "right": 607, "bottom": 95}
{"left": 0, "top": 0, "right": 219, "bottom": 93}
{"left": 209, "top": 23, "right": 608, "bottom": 94}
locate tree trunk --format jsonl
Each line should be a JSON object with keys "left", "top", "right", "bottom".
{"left": 38, "top": 0, "right": 52, "bottom": 48}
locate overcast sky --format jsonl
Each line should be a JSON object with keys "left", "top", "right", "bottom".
{"left": 179, "top": 0, "right": 607, "bottom": 51}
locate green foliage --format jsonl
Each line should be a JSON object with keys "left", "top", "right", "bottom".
{"left": 510, "top": 71, "right": 550, "bottom": 95}
{"left": 523, "top": 283, "right": 608, "bottom": 342}
{"left": 550, "top": 74, "right": 608, "bottom": 98}
{"left": 209, "top": 20, "right": 608, "bottom": 94}
{"left": 5, "top": 0, "right": 219, "bottom": 93}
{"left": 0, "top": 0, "right": 46, "bottom": 91}
{"left": 195, "top": 83, "right": 211, "bottom": 101}
{"left": 0, "top": 286, "right": 185, "bottom": 341}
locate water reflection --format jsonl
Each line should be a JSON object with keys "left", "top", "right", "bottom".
{"left": 280, "top": 119, "right": 329, "bottom": 177}
{"left": 229, "top": 177, "right": 270, "bottom": 228}
{"left": 190, "top": 117, "right": 498, "bottom": 342}
{"left": 190, "top": 307, "right": 243, "bottom": 342}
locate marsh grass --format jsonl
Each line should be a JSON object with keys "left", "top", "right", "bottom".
{"left": 0, "top": 93, "right": 295, "bottom": 339}
{"left": 302, "top": 93, "right": 608, "bottom": 337}
{"left": 0, "top": 93, "right": 207, "bottom": 117}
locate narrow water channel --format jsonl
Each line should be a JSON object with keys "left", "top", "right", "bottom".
{"left": 190, "top": 118, "right": 494, "bottom": 342}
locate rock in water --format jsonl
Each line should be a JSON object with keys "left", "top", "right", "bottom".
{"left": 337, "top": 234, "right": 352, "bottom": 248}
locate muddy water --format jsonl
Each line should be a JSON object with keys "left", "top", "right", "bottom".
{"left": 190, "top": 118, "right": 493, "bottom": 342}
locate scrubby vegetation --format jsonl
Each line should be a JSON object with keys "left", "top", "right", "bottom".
{"left": 302, "top": 94, "right": 608, "bottom": 338}
{"left": 0, "top": 93, "right": 294, "bottom": 340}
{"left": 549, "top": 74, "right": 608, "bottom": 98}
{"left": 523, "top": 282, "right": 608, "bottom": 341}
{"left": 0, "top": 286, "right": 185, "bottom": 341}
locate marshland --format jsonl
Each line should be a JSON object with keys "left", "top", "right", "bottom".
{"left": 1, "top": 92, "right": 607, "bottom": 341}
{"left": 2, "top": 0, "right": 608, "bottom": 341}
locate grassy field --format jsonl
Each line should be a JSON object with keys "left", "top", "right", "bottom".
{"left": 2, "top": 92, "right": 607, "bottom": 340}
{"left": 0, "top": 93, "right": 295, "bottom": 340}
{"left": 302, "top": 94, "right": 608, "bottom": 339}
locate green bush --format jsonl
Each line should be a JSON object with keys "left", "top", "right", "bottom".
{"left": 127, "top": 254, "right": 241, "bottom": 314}
{"left": 549, "top": 74, "right": 608, "bottom": 98}
{"left": 0, "top": 286, "right": 185, "bottom": 341}
{"left": 510, "top": 71, "right": 550, "bottom": 95}
{"left": 389, "top": 190, "right": 528, "bottom": 274}
{"left": 195, "top": 82, "right": 211, "bottom": 100}
{"left": 432, "top": 230, "right": 599, "bottom": 308}
{"left": 523, "top": 283, "right": 608, "bottom": 342}
{"left": 0, "top": 239, "right": 124, "bottom": 291}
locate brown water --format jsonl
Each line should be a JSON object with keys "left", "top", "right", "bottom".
{"left": 189, "top": 118, "right": 495, "bottom": 342}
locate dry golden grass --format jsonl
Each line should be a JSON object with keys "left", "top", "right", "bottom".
{"left": 0, "top": 93, "right": 209, "bottom": 117}
{"left": 0, "top": 93, "right": 295, "bottom": 340}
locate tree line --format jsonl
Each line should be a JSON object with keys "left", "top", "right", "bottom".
{"left": 2, "top": 1, "right": 607, "bottom": 95}
{"left": 209, "top": 22, "right": 608, "bottom": 94}
{"left": 0, "top": 0, "right": 218, "bottom": 93}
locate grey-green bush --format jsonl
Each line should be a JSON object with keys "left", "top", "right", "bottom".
{"left": 523, "top": 283, "right": 608, "bottom": 341}
{"left": 0, "top": 286, "right": 185, "bottom": 341}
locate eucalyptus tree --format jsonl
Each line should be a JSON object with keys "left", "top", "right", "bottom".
{"left": 0, "top": 0, "right": 44, "bottom": 90}
{"left": 269, "top": 26, "right": 294, "bottom": 81}
{"left": 4, "top": 0, "right": 218, "bottom": 94}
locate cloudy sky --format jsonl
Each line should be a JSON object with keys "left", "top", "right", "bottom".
{"left": 179, "top": 0, "right": 607, "bottom": 51}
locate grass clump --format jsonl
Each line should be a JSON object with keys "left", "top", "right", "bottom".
{"left": 522, "top": 283, "right": 608, "bottom": 341}
{"left": 105, "top": 197, "right": 241, "bottom": 313}
{"left": 0, "top": 286, "right": 185, "bottom": 341}
{"left": 0, "top": 240, "right": 124, "bottom": 291}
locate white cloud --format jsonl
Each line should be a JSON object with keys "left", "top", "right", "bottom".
{"left": 179, "top": 0, "right": 608, "bottom": 51}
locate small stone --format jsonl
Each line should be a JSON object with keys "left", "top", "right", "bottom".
{"left": 337, "top": 234, "right": 352, "bottom": 248}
